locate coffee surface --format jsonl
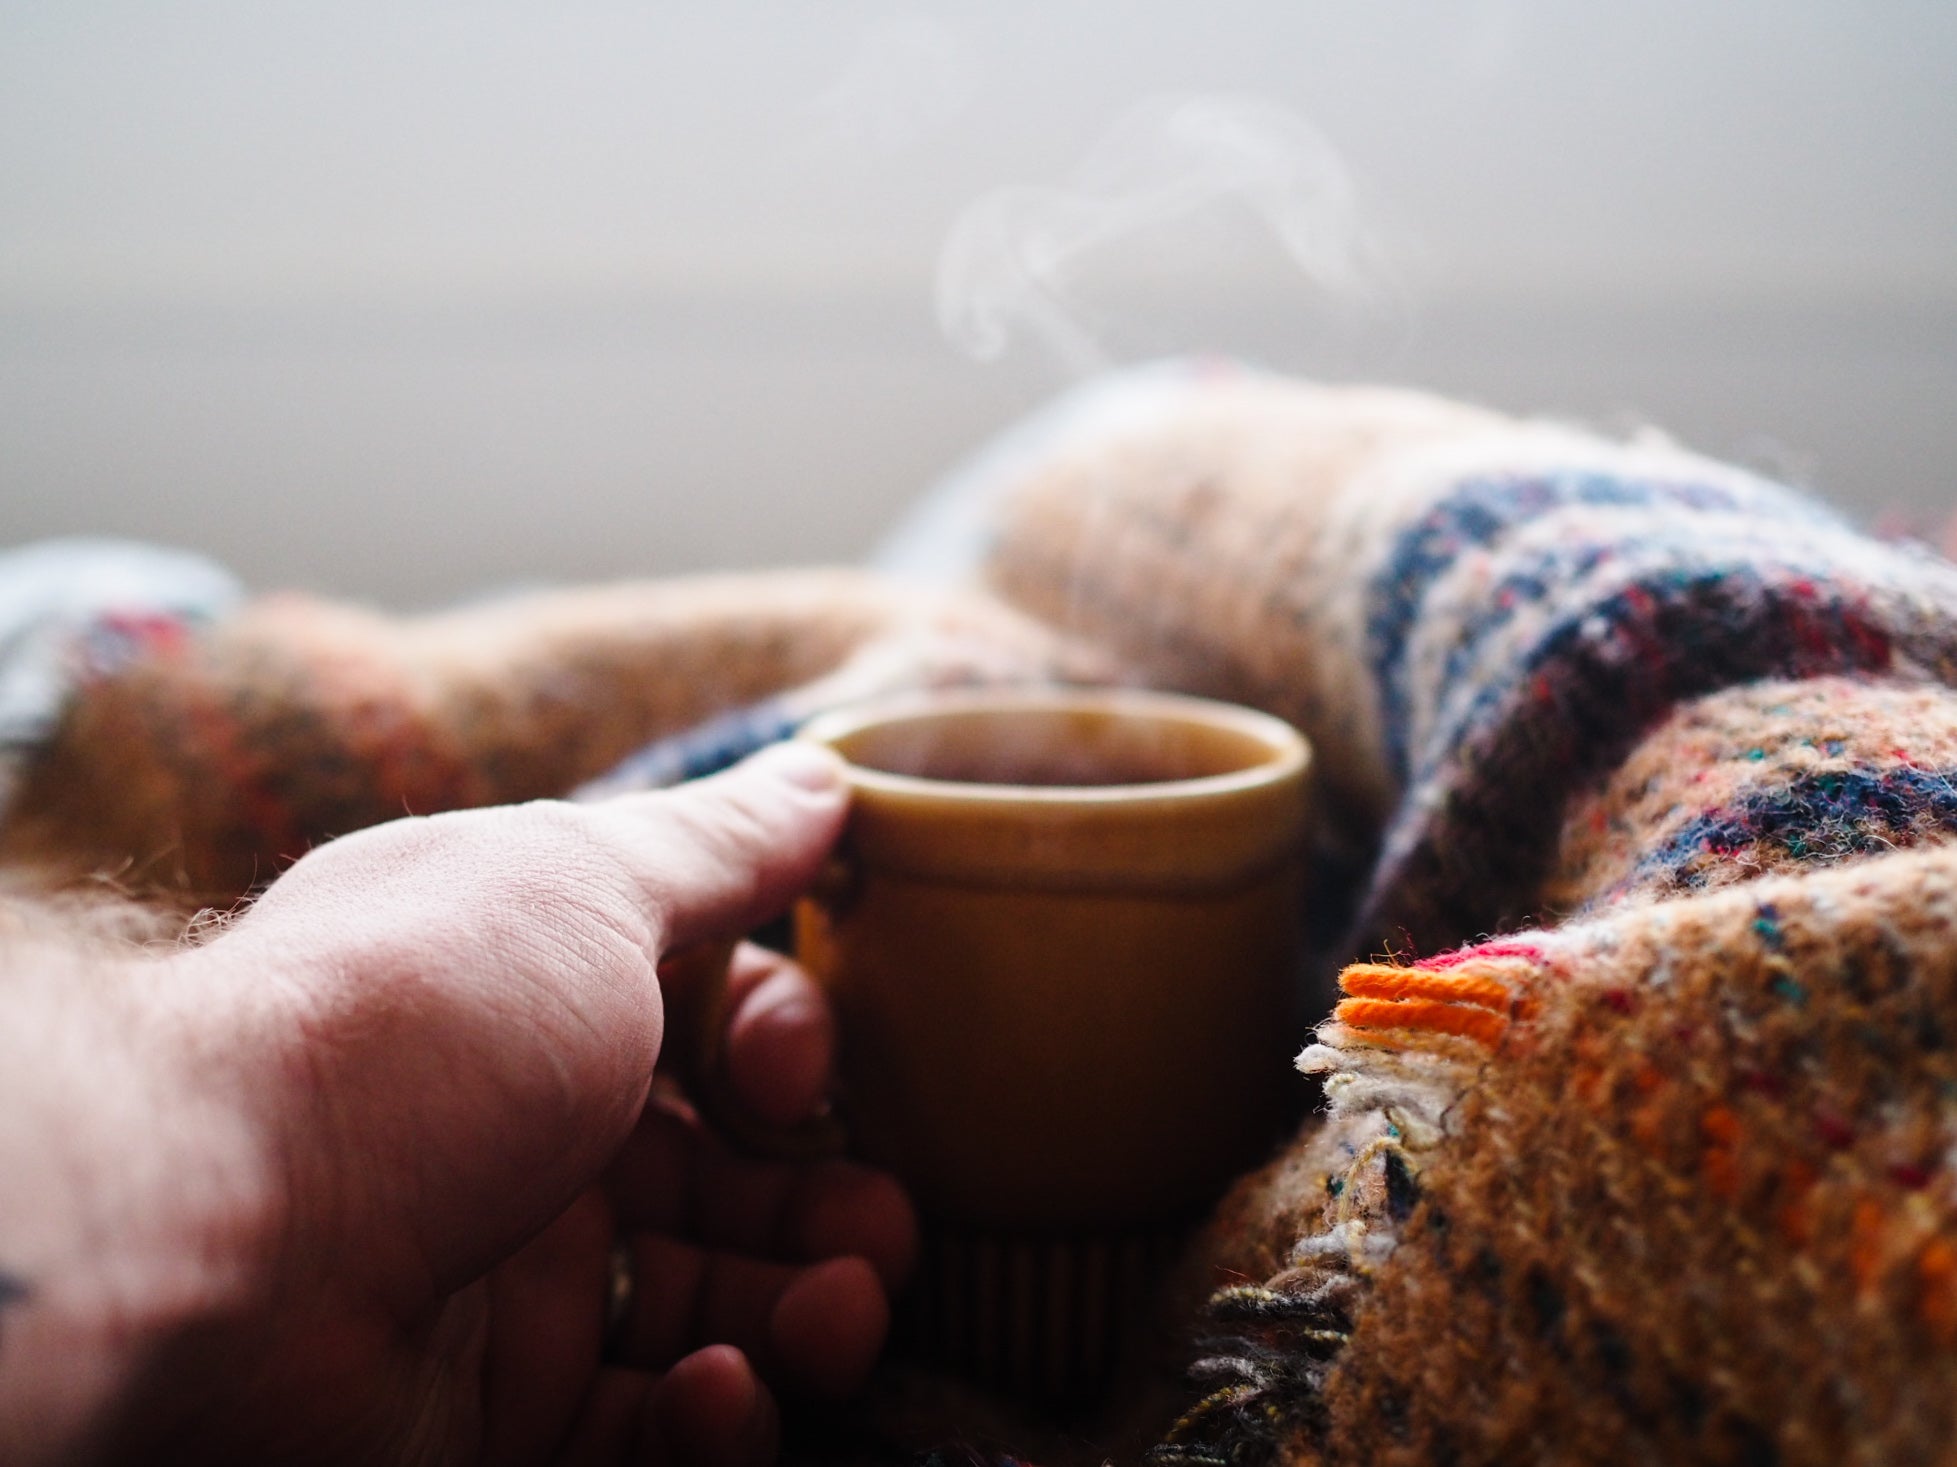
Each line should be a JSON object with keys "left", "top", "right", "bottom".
{"left": 900, "top": 749, "right": 1193, "bottom": 787}
{"left": 836, "top": 708, "right": 1273, "bottom": 790}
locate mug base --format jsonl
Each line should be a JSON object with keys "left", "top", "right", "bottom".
{"left": 894, "top": 1216, "right": 1196, "bottom": 1406}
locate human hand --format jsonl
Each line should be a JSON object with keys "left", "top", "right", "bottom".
{"left": 0, "top": 742, "right": 913, "bottom": 1466}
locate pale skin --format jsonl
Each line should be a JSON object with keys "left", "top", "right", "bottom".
{"left": 0, "top": 741, "right": 917, "bottom": 1465}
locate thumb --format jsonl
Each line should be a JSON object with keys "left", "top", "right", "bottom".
{"left": 593, "top": 739, "right": 851, "bottom": 953}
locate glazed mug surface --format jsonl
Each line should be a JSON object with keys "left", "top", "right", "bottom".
{"left": 795, "top": 688, "right": 1313, "bottom": 1231}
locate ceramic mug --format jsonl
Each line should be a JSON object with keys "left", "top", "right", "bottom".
{"left": 792, "top": 688, "right": 1313, "bottom": 1397}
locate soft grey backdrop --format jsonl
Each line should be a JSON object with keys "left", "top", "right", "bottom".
{"left": 3, "top": 2, "right": 1953, "bottom": 607}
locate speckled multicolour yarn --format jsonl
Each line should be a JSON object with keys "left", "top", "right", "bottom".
{"left": 968, "top": 365, "right": 1957, "bottom": 1466}
{"left": 0, "top": 574, "right": 1094, "bottom": 904}
{"left": 1548, "top": 676, "right": 1957, "bottom": 915}
{"left": 1164, "top": 845, "right": 1957, "bottom": 1466}
{"left": 981, "top": 368, "right": 1957, "bottom": 955}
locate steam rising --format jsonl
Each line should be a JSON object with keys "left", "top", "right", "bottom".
{"left": 806, "top": 18, "right": 981, "bottom": 157}
{"left": 936, "top": 95, "right": 1373, "bottom": 374}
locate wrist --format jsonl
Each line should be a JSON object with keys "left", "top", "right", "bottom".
{"left": 0, "top": 941, "right": 287, "bottom": 1464}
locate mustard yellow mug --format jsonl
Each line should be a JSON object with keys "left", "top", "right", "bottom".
{"left": 794, "top": 688, "right": 1313, "bottom": 1398}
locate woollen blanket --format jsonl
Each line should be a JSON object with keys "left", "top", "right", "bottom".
{"left": 5, "top": 364, "right": 1957, "bottom": 1464}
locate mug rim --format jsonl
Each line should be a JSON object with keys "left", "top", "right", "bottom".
{"left": 796, "top": 686, "right": 1309, "bottom": 806}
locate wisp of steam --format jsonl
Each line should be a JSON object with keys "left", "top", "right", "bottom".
{"left": 805, "top": 17, "right": 980, "bottom": 158}
{"left": 936, "top": 94, "right": 1374, "bottom": 376}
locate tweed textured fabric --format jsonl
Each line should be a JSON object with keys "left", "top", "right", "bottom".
{"left": 980, "top": 366, "right": 1957, "bottom": 955}
{"left": 0, "top": 538, "right": 240, "bottom": 820}
{"left": 0, "top": 573, "right": 1091, "bottom": 904}
{"left": 967, "top": 366, "right": 1957, "bottom": 1465}
{"left": 1161, "top": 840, "right": 1957, "bottom": 1466}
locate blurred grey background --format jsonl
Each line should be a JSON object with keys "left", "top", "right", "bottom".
{"left": 2, "top": 1, "right": 1953, "bottom": 607}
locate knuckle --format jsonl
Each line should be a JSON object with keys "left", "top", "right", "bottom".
{"left": 275, "top": 801, "right": 666, "bottom": 982}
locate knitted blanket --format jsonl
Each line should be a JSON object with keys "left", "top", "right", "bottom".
{"left": 973, "top": 367, "right": 1957, "bottom": 1465}
{"left": 5, "top": 364, "right": 1956, "bottom": 1464}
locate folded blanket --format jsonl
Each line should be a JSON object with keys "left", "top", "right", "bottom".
{"left": 974, "top": 365, "right": 1957, "bottom": 1465}
{"left": 5, "top": 364, "right": 1954, "bottom": 1464}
